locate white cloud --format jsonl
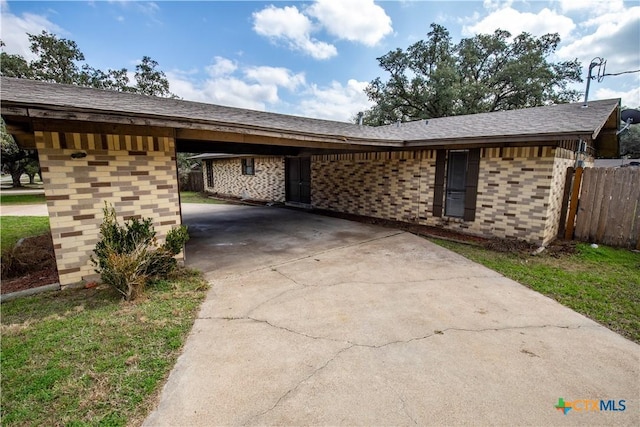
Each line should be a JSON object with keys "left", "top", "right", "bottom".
{"left": 244, "top": 66, "right": 306, "bottom": 91}
{"left": 205, "top": 56, "right": 237, "bottom": 77}
{"left": 299, "top": 79, "right": 374, "bottom": 122}
{"left": 252, "top": 5, "right": 337, "bottom": 60}
{"left": 557, "top": 6, "right": 640, "bottom": 70}
{"left": 252, "top": 0, "right": 392, "bottom": 59}
{"left": 168, "top": 71, "right": 277, "bottom": 111}
{"left": 307, "top": 0, "right": 392, "bottom": 46}
{"left": 0, "top": 1, "right": 64, "bottom": 60}
{"left": 168, "top": 57, "right": 305, "bottom": 111}
{"left": 482, "top": 0, "right": 513, "bottom": 11}
{"left": 595, "top": 84, "right": 640, "bottom": 108}
{"left": 462, "top": 7, "right": 575, "bottom": 38}
{"left": 558, "top": 0, "right": 624, "bottom": 14}
{"left": 168, "top": 58, "right": 370, "bottom": 122}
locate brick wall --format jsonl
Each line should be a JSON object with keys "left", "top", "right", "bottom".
{"left": 544, "top": 148, "right": 576, "bottom": 243}
{"left": 312, "top": 146, "right": 578, "bottom": 244}
{"left": 36, "top": 130, "right": 181, "bottom": 287}
{"left": 312, "top": 151, "right": 434, "bottom": 223}
{"left": 204, "top": 156, "right": 285, "bottom": 202}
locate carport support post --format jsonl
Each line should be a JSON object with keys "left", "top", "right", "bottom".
{"left": 35, "top": 129, "right": 182, "bottom": 287}
{"left": 564, "top": 166, "right": 583, "bottom": 240}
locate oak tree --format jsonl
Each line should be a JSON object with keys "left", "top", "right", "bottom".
{"left": 363, "top": 23, "right": 582, "bottom": 125}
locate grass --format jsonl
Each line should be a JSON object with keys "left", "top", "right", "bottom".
{"left": 431, "top": 239, "right": 640, "bottom": 343}
{"left": 0, "top": 216, "right": 51, "bottom": 252}
{"left": 180, "top": 191, "right": 225, "bottom": 204}
{"left": 0, "top": 193, "right": 46, "bottom": 205}
{"left": 0, "top": 268, "right": 209, "bottom": 426}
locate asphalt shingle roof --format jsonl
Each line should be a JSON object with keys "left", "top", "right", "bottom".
{"left": 1, "top": 77, "right": 619, "bottom": 146}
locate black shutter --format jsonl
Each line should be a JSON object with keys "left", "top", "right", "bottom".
{"left": 433, "top": 149, "right": 446, "bottom": 217}
{"left": 463, "top": 148, "right": 481, "bottom": 221}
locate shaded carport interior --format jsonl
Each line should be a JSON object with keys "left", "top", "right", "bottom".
{"left": 0, "top": 77, "right": 621, "bottom": 285}
{"left": 0, "top": 77, "right": 406, "bottom": 286}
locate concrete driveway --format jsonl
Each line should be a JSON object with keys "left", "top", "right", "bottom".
{"left": 145, "top": 204, "right": 639, "bottom": 426}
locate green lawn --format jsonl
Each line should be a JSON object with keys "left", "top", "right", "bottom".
{"left": 0, "top": 193, "right": 46, "bottom": 205}
{"left": 0, "top": 216, "right": 50, "bottom": 252}
{"left": 180, "top": 191, "right": 226, "bottom": 204}
{"left": 0, "top": 269, "right": 208, "bottom": 426}
{"left": 431, "top": 239, "right": 640, "bottom": 343}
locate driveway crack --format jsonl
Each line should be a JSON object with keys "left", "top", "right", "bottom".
{"left": 202, "top": 316, "right": 596, "bottom": 348}
{"left": 243, "top": 344, "right": 355, "bottom": 425}
{"left": 398, "top": 392, "right": 418, "bottom": 425}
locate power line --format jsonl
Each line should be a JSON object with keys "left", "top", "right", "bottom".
{"left": 603, "top": 69, "right": 640, "bottom": 77}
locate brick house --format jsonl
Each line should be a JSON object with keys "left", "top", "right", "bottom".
{"left": 196, "top": 99, "right": 620, "bottom": 245}
{"left": 1, "top": 77, "right": 620, "bottom": 287}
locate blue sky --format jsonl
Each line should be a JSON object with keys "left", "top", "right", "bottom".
{"left": 2, "top": 0, "right": 639, "bottom": 122}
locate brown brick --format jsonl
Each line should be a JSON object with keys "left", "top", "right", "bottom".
{"left": 73, "top": 214, "right": 95, "bottom": 221}
{"left": 61, "top": 231, "right": 83, "bottom": 238}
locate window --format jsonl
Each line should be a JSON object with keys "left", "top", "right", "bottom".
{"left": 206, "top": 160, "right": 214, "bottom": 188}
{"left": 433, "top": 148, "right": 480, "bottom": 221}
{"left": 241, "top": 158, "right": 255, "bottom": 175}
{"left": 445, "top": 151, "right": 468, "bottom": 217}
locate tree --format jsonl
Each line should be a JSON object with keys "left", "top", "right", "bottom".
{"left": 135, "top": 56, "right": 173, "bottom": 97}
{"left": 1, "top": 119, "right": 37, "bottom": 187}
{"left": 0, "top": 32, "right": 176, "bottom": 187}
{"left": 363, "top": 23, "right": 582, "bottom": 125}
{"left": 0, "top": 41, "right": 32, "bottom": 78}
{"left": 620, "top": 106, "right": 640, "bottom": 158}
{"left": 27, "top": 30, "right": 85, "bottom": 84}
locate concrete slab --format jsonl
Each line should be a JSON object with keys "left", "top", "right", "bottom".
{"left": 145, "top": 204, "right": 639, "bottom": 426}
{"left": 0, "top": 203, "right": 48, "bottom": 216}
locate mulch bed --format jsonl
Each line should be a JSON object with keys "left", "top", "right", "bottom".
{"left": 1, "top": 234, "right": 60, "bottom": 295}
{"left": 1, "top": 267, "right": 59, "bottom": 294}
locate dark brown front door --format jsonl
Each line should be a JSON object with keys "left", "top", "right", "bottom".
{"left": 286, "top": 157, "right": 311, "bottom": 204}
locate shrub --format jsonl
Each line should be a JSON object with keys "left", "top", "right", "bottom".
{"left": 92, "top": 203, "right": 190, "bottom": 300}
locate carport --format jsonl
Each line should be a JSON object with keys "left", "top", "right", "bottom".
{"left": 1, "top": 77, "right": 621, "bottom": 286}
{"left": 1, "top": 77, "right": 397, "bottom": 286}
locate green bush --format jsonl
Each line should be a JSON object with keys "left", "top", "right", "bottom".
{"left": 91, "top": 203, "right": 189, "bottom": 300}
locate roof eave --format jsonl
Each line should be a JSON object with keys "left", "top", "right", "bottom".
{"left": 402, "top": 132, "right": 594, "bottom": 149}
{"left": 2, "top": 102, "right": 402, "bottom": 148}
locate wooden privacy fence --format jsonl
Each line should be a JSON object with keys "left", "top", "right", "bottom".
{"left": 179, "top": 170, "right": 204, "bottom": 192}
{"left": 561, "top": 166, "right": 640, "bottom": 249}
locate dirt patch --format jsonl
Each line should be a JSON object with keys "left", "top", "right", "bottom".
{"left": 310, "top": 209, "right": 489, "bottom": 245}
{"left": 1, "top": 234, "right": 59, "bottom": 294}
{"left": 309, "top": 208, "right": 577, "bottom": 256}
